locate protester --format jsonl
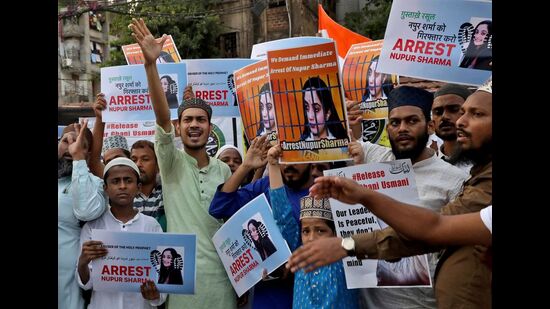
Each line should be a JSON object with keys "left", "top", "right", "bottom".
{"left": 58, "top": 120, "right": 107, "bottom": 309}
{"left": 131, "top": 140, "right": 166, "bottom": 231}
{"left": 76, "top": 157, "right": 166, "bottom": 309}
{"left": 432, "top": 83, "right": 473, "bottom": 173}
{"left": 129, "top": 18, "right": 236, "bottom": 308}
{"left": 288, "top": 78, "right": 493, "bottom": 308}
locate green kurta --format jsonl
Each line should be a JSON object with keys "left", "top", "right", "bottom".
{"left": 155, "top": 124, "right": 235, "bottom": 309}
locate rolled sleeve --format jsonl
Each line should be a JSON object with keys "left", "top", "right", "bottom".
{"left": 441, "top": 179, "right": 492, "bottom": 216}
{"left": 154, "top": 123, "right": 178, "bottom": 174}
{"left": 352, "top": 228, "right": 441, "bottom": 260}
{"left": 71, "top": 160, "right": 107, "bottom": 221}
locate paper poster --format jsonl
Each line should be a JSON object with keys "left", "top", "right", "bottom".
{"left": 267, "top": 42, "right": 351, "bottom": 163}
{"left": 90, "top": 230, "right": 196, "bottom": 294}
{"left": 234, "top": 60, "right": 276, "bottom": 145}
{"left": 122, "top": 35, "right": 182, "bottom": 65}
{"left": 324, "top": 160, "right": 432, "bottom": 289}
{"left": 183, "top": 59, "right": 258, "bottom": 118}
{"left": 212, "top": 194, "right": 291, "bottom": 297}
{"left": 343, "top": 40, "right": 399, "bottom": 147}
{"left": 378, "top": 0, "right": 492, "bottom": 86}
{"left": 250, "top": 37, "right": 333, "bottom": 60}
{"left": 100, "top": 63, "right": 187, "bottom": 122}
{"left": 80, "top": 117, "right": 156, "bottom": 147}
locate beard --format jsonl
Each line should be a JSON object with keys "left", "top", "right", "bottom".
{"left": 184, "top": 143, "right": 207, "bottom": 150}
{"left": 140, "top": 173, "right": 151, "bottom": 185}
{"left": 58, "top": 157, "right": 73, "bottom": 178}
{"left": 282, "top": 165, "right": 311, "bottom": 190}
{"left": 448, "top": 139, "right": 492, "bottom": 166}
{"left": 390, "top": 130, "right": 430, "bottom": 161}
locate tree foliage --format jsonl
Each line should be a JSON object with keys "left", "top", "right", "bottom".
{"left": 344, "top": 0, "right": 392, "bottom": 40}
{"left": 104, "top": 0, "right": 225, "bottom": 67}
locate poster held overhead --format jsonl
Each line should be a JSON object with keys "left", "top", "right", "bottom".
{"left": 377, "top": 0, "right": 492, "bottom": 86}
{"left": 266, "top": 42, "right": 352, "bottom": 164}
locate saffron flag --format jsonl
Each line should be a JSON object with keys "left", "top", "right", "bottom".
{"left": 318, "top": 4, "right": 371, "bottom": 58}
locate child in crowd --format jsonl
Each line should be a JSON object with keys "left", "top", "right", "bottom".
{"left": 267, "top": 145, "right": 358, "bottom": 308}
{"left": 76, "top": 157, "right": 167, "bottom": 308}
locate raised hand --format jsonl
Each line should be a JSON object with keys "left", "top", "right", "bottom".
{"left": 183, "top": 84, "right": 195, "bottom": 100}
{"left": 68, "top": 119, "right": 90, "bottom": 160}
{"left": 267, "top": 145, "right": 282, "bottom": 166}
{"left": 346, "top": 99, "right": 363, "bottom": 126}
{"left": 347, "top": 129, "right": 365, "bottom": 165}
{"left": 128, "top": 18, "right": 167, "bottom": 65}
{"left": 309, "top": 176, "right": 366, "bottom": 205}
{"left": 242, "top": 134, "right": 270, "bottom": 170}
{"left": 93, "top": 93, "right": 107, "bottom": 120}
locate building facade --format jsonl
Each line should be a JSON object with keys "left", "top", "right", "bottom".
{"left": 58, "top": 8, "right": 115, "bottom": 123}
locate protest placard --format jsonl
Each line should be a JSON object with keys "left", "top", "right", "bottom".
{"left": 267, "top": 42, "right": 351, "bottom": 163}
{"left": 324, "top": 160, "right": 432, "bottom": 288}
{"left": 91, "top": 230, "right": 196, "bottom": 294}
{"left": 212, "top": 194, "right": 291, "bottom": 297}
{"left": 378, "top": 0, "right": 492, "bottom": 86}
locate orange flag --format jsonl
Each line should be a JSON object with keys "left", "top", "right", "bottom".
{"left": 318, "top": 4, "right": 371, "bottom": 58}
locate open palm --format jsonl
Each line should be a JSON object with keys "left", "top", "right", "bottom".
{"left": 129, "top": 18, "right": 166, "bottom": 64}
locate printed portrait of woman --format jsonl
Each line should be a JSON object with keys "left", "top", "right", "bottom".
{"left": 157, "top": 50, "right": 176, "bottom": 63}
{"left": 300, "top": 77, "right": 348, "bottom": 141}
{"left": 459, "top": 20, "right": 492, "bottom": 71}
{"left": 160, "top": 75, "right": 179, "bottom": 109}
{"left": 256, "top": 83, "right": 276, "bottom": 137}
{"left": 244, "top": 218, "right": 277, "bottom": 261}
{"left": 362, "top": 55, "right": 394, "bottom": 102}
{"left": 157, "top": 248, "right": 184, "bottom": 285}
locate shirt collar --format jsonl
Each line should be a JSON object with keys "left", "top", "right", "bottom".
{"left": 107, "top": 206, "right": 141, "bottom": 225}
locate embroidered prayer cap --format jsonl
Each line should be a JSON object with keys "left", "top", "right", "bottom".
{"left": 434, "top": 83, "right": 472, "bottom": 101}
{"left": 387, "top": 86, "right": 433, "bottom": 121}
{"left": 300, "top": 196, "right": 333, "bottom": 221}
{"left": 477, "top": 76, "right": 492, "bottom": 94}
{"left": 214, "top": 144, "right": 242, "bottom": 160}
{"left": 102, "top": 135, "right": 129, "bottom": 155}
{"left": 177, "top": 97, "right": 213, "bottom": 121}
{"left": 103, "top": 157, "right": 140, "bottom": 178}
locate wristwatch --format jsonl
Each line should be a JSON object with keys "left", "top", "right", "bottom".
{"left": 341, "top": 237, "right": 356, "bottom": 257}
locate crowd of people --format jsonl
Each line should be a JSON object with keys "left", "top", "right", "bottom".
{"left": 58, "top": 17, "right": 492, "bottom": 309}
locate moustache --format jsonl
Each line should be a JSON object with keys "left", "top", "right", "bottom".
{"left": 395, "top": 134, "right": 413, "bottom": 142}
{"left": 457, "top": 129, "right": 471, "bottom": 137}
{"left": 439, "top": 121, "right": 455, "bottom": 129}
{"left": 283, "top": 166, "right": 299, "bottom": 173}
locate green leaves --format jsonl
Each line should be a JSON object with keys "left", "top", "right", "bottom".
{"left": 104, "top": 0, "right": 225, "bottom": 66}
{"left": 344, "top": 0, "right": 393, "bottom": 40}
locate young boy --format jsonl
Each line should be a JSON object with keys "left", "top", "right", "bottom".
{"left": 267, "top": 146, "right": 358, "bottom": 308}
{"left": 76, "top": 157, "right": 167, "bottom": 308}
